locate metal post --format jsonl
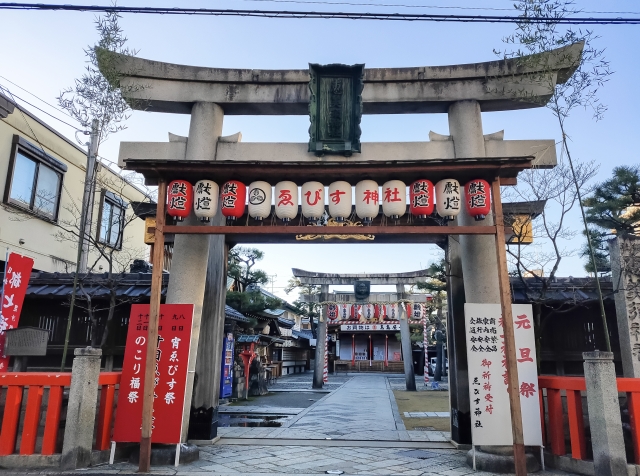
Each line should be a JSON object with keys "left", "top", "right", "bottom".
{"left": 492, "top": 178, "right": 527, "bottom": 476}
{"left": 60, "top": 119, "right": 98, "bottom": 371}
{"left": 139, "top": 179, "right": 167, "bottom": 473}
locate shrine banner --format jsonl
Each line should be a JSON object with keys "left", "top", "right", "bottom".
{"left": 464, "top": 303, "right": 542, "bottom": 446}
{"left": 0, "top": 252, "right": 34, "bottom": 371}
{"left": 112, "top": 304, "right": 194, "bottom": 444}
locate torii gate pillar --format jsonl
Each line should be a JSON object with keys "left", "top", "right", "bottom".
{"left": 165, "top": 102, "right": 228, "bottom": 442}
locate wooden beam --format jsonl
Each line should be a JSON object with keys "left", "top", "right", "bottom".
{"left": 127, "top": 157, "right": 533, "bottom": 187}
{"left": 492, "top": 177, "right": 527, "bottom": 476}
{"left": 139, "top": 180, "right": 166, "bottom": 473}
{"left": 163, "top": 225, "right": 499, "bottom": 236}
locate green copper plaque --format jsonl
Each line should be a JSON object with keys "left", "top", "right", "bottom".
{"left": 308, "top": 63, "right": 364, "bottom": 156}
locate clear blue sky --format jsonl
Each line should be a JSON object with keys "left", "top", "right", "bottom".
{"left": 2, "top": 1, "right": 638, "bottom": 300}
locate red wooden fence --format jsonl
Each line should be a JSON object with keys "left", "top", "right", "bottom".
{"left": 0, "top": 372, "right": 121, "bottom": 456}
{"left": 539, "top": 376, "right": 640, "bottom": 464}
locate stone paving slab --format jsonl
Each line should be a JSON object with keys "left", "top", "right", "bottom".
{"left": 404, "top": 412, "right": 450, "bottom": 418}
{"left": 219, "top": 406, "right": 305, "bottom": 415}
{"left": 2, "top": 444, "right": 575, "bottom": 475}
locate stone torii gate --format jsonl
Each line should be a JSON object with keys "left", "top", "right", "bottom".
{"left": 106, "top": 41, "right": 581, "bottom": 474}
{"left": 292, "top": 268, "right": 434, "bottom": 390}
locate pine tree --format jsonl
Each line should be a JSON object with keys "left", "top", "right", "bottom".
{"left": 583, "top": 165, "right": 640, "bottom": 237}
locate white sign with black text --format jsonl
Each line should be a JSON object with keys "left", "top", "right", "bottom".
{"left": 464, "top": 303, "right": 542, "bottom": 446}
{"left": 340, "top": 324, "right": 400, "bottom": 331}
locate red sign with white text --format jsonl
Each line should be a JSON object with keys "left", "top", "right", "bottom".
{"left": 0, "top": 252, "right": 34, "bottom": 371}
{"left": 112, "top": 304, "right": 194, "bottom": 444}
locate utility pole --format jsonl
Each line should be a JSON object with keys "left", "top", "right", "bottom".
{"left": 60, "top": 119, "right": 99, "bottom": 370}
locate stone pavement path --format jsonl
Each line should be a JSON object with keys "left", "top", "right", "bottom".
{"left": 7, "top": 444, "right": 575, "bottom": 475}
{"left": 218, "top": 374, "right": 449, "bottom": 442}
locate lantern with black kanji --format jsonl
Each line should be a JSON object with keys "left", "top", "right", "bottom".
{"left": 274, "top": 181, "right": 298, "bottom": 223}
{"left": 221, "top": 180, "right": 246, "bottom": 221}
{"left": 301, "top": 181, "right": 325, "bottom": 223}
{"left": 355, "top": 180, "right": 379, "bottom": 225}
{"left": 363, "top": 303, "right": 375, "bottom": 320}
{"left": 248, "top": 181, "right": 272, "bottom": 221}
{"left": 328, "top": 181, "right": 352, "bottom": 222}
{"left": 435, "top": 179, "right": 461, "bottom": 221}
{"left": 464, "top": 179, "right": 491, "bottom": 221}
{"left": 410, "top": 179, "right": 435, "bottom": 219}
{"left": 409, "top": 303, "right": 424, "bottom": 321}
{"left": 381, "top": 180, "right": 406, "bottom": 220}
{"left": 167, "top": 180, "right": 193, "bottom": 221}
{"left": 193, "top": 180, "right": 218, "bottom": 222}
{"left": 386, "top": 303, "right": 399, "bottom": 321}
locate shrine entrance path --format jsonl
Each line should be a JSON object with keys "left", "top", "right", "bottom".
{"left": 218, "top": 374, "right": 451, "bottom": 443}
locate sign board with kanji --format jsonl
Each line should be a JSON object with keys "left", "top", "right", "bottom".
{"left": 340, "top": 324, "right": 399, "bottom": 331}
{"left": 0, "top": 252, "right": 34, "bottom": 371}
{"left": 112, "top": 304, "right": 194, "bottom": 444}
{"left": 464, "top": 303, "right": 542, "bottom": 446}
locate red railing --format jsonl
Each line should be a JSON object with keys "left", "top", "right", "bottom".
{"left": 539, "top": 376, "right": 640, "bottom": 464}
{"left": 0, "top": 371, "right": 121, "bottom": 456}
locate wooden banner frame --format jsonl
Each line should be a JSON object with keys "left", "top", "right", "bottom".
{"left": 140, "top": 174, "right": 526, "bottom": 475}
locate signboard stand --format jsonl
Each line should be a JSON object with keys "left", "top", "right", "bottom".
{"left": 472, "top": 445, "right": 476, "bottom": 471}
{"left": 110, "top": 301, "right": 194, "bottom": 468}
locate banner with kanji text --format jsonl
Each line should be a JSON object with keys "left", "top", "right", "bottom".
{"left": 112, "top": 304, "right": 194, "bottom": 444}
{"left": 464, "top": 303, "right": 542, "bottom": 446}
{"left": 0, "top": 252, "right": 34, "bottom": 371}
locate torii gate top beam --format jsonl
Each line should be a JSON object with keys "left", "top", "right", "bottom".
{"left": 292, "top": 268, "right": 433, "bottom": 285}
{"left": 104, "top": 42, "right": 583, "bottom": 116}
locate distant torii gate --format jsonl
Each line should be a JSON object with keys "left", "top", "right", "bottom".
{"left": 292, "top": 268, "right": 434, "bottom": 390}
{"left": 105, "top": 41, "right": 583, "bottom": 475}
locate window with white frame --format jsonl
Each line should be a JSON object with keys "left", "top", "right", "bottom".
{"left": 4, "top": 135, "right": 66, "bottom": 221}
{"left": 98, "top": 191, "right": 127, "bottom": 248}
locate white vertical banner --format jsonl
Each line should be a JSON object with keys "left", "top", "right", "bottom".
{"left": 464, "top": 303, "right": 542, "bottom": 446}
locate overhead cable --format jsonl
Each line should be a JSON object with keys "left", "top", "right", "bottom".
{"left": 0, "top": 3, "right": 639, "bottom": 24}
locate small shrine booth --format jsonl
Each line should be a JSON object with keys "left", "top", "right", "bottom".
{"left": 292, "top": 269, "right": 432, "bottom": 373}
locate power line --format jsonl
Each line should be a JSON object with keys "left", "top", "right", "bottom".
{"left": 233, "top": 0, "right": 640, "bottom": 15}
{"left": 0, "top": 75, "right": 79, "bottom": 122}
{"left": 0, "top": 86, "right": 84, "bottom": 132}
{"left": 1, "top": 3, "right": 639, "bottom": 24}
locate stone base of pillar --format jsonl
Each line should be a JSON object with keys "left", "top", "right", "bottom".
{"left": 466, "top": 446, "right": 540, "bottom": 473}
{"left": 129, "top": 443, "right": 199, "bottom": 466}
{"left": 187, "top": 406, "right": 219, "bottom": 441}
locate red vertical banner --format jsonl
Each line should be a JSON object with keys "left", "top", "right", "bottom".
{"left": 112, "top": 304, "right": 194, "bottom": 444}
{"left": 0, "top": 252, "right": 34, "bottom": 371}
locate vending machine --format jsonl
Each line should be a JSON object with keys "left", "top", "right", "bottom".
{"left": 219, "top": 333, "right": 234, "bottom": 398}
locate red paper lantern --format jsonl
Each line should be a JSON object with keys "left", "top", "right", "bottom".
{"left": 221, "top": 181, "right": 246, "bottom": 221}
{"left": 464, "top": 179, "right": 491, "bottom": 221}
{"left": 410, "top": 179, "right": 435, "bottom": 218}
{"left": 167, "top": 180, "right": 192, "bottom": 221}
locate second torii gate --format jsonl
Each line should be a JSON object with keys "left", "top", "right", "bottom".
{"left": 293, "top": 268, "right": 434, "bottom": 390}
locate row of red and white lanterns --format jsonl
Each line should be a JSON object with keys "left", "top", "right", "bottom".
{"left": 166, "top": 178, "right": 491, "bottom": 224}
{"left": 327, "top": 302, "right": 427, "bottom": 321}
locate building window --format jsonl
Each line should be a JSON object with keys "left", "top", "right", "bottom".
{"left": 98, "top": 191, "right": 127, "bottom": 248}
{"left": 4, "top": 135, "right": 66, "bottom": 221}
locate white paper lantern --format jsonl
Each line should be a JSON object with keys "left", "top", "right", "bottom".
{"left": 409, "top": 303, "right": 424, "bottom": 320}
{"left": 362, "top": 303, "right": 375, "bottom": 320}
{"left": 338, "top": 303, "right": 350, "bottom": 320}
{"left": 355, "top": 180, "right": 379, "bottom": 225}
{"left": 382, "top": 180, "right": 407, "bottom": 219}
{"left": 386, "top": 303, "right": 399, "bottom": 321}
{"left": 301, "top": 181, "right": 325, "bottom": 222}
{"left": 248, "top": 181, "right": 272, "bottom": 221}
{"left": 193, "top": 180, "right": 218, "bottom": 222}
{"left": 328, "top": 181, "right": 352, "bottom": 222}
{"left": 435, "top": 179, "right": 461, "bottom": 220}
{"left": 274, "top": 181, "right": 298, "bottom": 222}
